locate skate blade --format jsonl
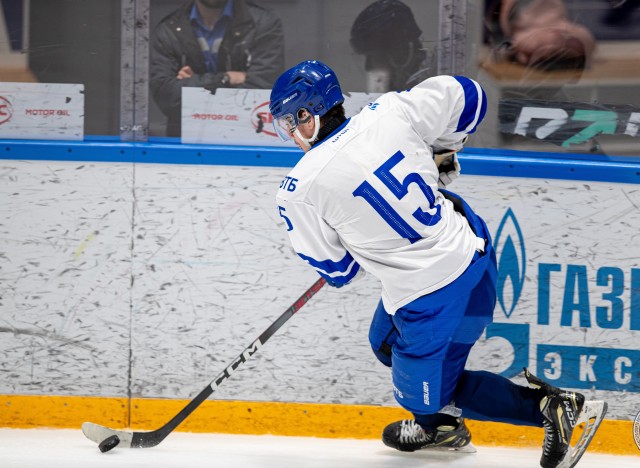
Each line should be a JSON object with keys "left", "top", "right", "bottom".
{"left": 425, "top": 442, "right": 477, "bottom": 453}
{"left": 557, "top": 400, "right": 608, "bottom": 468}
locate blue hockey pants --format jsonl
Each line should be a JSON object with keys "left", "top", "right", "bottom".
{"left": 369, "top": 192, "right": 544, "bottom": 429}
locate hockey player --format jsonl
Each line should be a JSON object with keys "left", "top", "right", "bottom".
{"left": 270, "top": 60, "right": 607, "bottom": 468}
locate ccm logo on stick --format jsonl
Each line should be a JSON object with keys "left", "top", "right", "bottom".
{"left": 214, "top": 339, "right": 263, "bottom": 386}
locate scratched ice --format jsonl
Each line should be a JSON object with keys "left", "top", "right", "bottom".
{"left": 0, "top": 428, "right": 638, "bottom": 468}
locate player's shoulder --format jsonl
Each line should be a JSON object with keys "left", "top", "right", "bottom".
{"left": 346, "top": 91, "right": 411, "bottom": 133}
{"left": 409, "top": 75, "right": 481, "bottom": 99}
{"left": 277, "top": 123, "right": 359, "bottom": 201}
{"left": 276, "top": 154, "right": 323, "bottom": 203}
{"left": 374, "top": 75, "right": 474, "bottom": 113}
{"left": 357, "top": 87, "right": 419, "bottom": 117}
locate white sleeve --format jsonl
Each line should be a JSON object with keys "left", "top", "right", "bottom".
{"left": 277, "top": 199, "right": 362, "bottom": 287}
{"left": 394, "top": 75, "right": 487, "bottom": 152}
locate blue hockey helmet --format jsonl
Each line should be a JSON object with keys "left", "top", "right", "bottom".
{"left": 269, "top": 60, "right": 344, "bottom": 141}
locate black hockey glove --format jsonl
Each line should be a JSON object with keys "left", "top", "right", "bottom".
{"left": 434, "top": 150, "right": 461, "bottom": 188}
{"left": 203, "top": 72, "right": 231, "bottom": 93}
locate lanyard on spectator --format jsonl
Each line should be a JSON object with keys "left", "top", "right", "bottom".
{"left": 190, "top": 2, "right": 233, "bottom": 73}
{"left": 196, "top": 36, "right": 223, "bottom": 73}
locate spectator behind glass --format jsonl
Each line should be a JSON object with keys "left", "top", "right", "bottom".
{"left": 150, "top": 0, "right": 285, "bottom": 137}
{"left": 350, "top": 0, "right": 435, "bottom": 92}
{"left": 484, "top": 0, "right": 596, "bottom": 71}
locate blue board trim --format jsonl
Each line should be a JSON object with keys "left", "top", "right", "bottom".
{"left": 1, "top": 138, "right": 639, "bottom": 184}
{"left": 0, "top": 138, "right": 303, "bottom": 168}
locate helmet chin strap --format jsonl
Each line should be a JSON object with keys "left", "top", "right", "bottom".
{"left": 294, "top": 115, "right": 321, "bottom": 147}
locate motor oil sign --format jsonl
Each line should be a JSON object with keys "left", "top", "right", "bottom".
{"left": 181, "top": 88, "right": 380, "bottom": 146}
{"left": 0, "top": 82, "right": 84, "bottom": 140}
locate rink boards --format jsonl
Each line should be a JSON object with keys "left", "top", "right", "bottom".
{"left": 0, "top": 143, "right": 639, "bottom": 454}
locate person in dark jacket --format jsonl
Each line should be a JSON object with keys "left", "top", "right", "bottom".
{"left": 150, "top": 0, "right": 285, "bottom": 136}
{"left": 350, "top": 0, "right": 434, "bottom": 93}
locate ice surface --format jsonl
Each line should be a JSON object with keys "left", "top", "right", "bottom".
{"left": 0, "top": 428, "right": 638, "bottom": 468}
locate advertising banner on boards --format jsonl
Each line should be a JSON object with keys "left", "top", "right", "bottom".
{"left": 499, "top": 98, "right": 640, "bottom": 148}
{"left": 463, "top": 176, "right": 640, "bottom": 422}
{"left": 0, "top": 82, "right": 84, "bottom": 140}
{"left": 181, "top": 88, "right": 380, "bottom": 146}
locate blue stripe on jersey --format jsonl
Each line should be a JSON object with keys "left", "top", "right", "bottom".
{"left": 298, "top": 251, "right": 355, "bottom": 274}
{"left": 317, "top": 261, "right": 361, "bottom": 286}
{"left": 477, "top": 88, "right": 487, "bottom": 132}
{"left": 453, "top": 76, "right": 486, "bottom": 134}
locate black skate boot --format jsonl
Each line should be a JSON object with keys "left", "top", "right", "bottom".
{"left": 524, "top": 369, "right": 585, "bottom": 468}
{"left": 382, "top": 418, "right": 472, "bottom": 452}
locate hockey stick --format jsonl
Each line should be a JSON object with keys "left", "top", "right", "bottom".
{"left": 82, "top": 277, "right": 327, "bottom": 451}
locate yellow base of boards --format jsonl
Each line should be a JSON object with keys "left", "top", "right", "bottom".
{"left": 1, "top": 395, "right": 637, "bottom": 456}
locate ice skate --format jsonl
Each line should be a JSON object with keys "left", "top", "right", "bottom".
{"left": 525, "top": 369, "right": 608, "bottom": 468}
{"left": 382, "top": 418, "right": 475, "bottom": 453}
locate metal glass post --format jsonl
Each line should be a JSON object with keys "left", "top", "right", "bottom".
{"left": 437, "top": 0, "right": 468, "bottom": 76}
{"left": 120, "top": 0, "right": 149, "bottom": 142}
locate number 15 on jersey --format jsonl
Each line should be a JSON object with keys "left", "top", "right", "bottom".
{"left": 353, "top": 150, "right": 441, "bottom": 244}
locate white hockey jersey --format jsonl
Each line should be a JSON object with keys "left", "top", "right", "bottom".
{"left": 276, "top": 75, "right": 487, "bottom": 314}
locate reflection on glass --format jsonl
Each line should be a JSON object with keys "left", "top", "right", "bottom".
{"left": 349, "top": 0, "right": 435, "bottom": 92}
{"left": 484, "top": 0, "right": 595, "bottom": 72}
{"left": 478, "top": 0, "right": 640, "bottom": 155}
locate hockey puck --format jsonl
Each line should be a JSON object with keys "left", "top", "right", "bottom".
{"left": 98, "top": 434, "right": 120, "bottom": 453}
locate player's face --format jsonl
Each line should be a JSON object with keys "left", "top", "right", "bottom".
{"left": 273, "top": 113, "right": 297, "bottom": 141}
{"left": 291, "top": 109, "right": 315, "bottom": 153}
{"left": 274, "top": 108, "right": 315, "bottom": 152}
{"left": 291, "top": 131, "right": 311, "bottom": 153}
